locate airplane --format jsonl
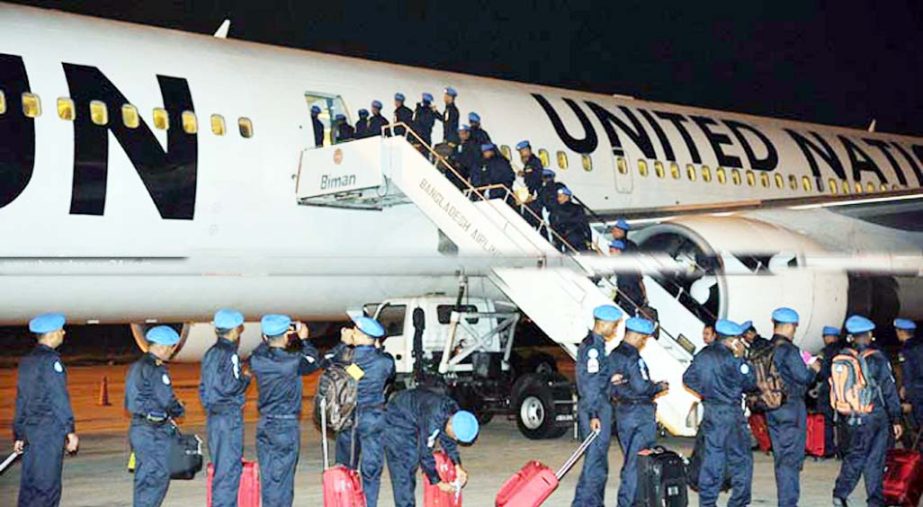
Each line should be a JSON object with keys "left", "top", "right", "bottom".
{"left": 2, "top": 4, "right": 923, "bottom": 434}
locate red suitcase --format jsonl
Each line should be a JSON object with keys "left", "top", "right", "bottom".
{"left": 320, "top": 399, "right": 367, "bottom": 507}
{"left": 884, "top": 432, "right": 923, "bottom": 507}
{"left": 423, "top": 450, "right": 461, "bottom": 507}
{"left": 206, "top": 460, "right": 261, "bottom": 507}
{"left": 495, "top": 430, "right": 598, "bottom": 507}
{"left": 805, "top": 413, "right": 825, "bottom": 457}
{"left": 749, "top": 413, "right": 771, "bottom": 453}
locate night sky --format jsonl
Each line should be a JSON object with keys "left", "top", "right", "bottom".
{"left": 10, "top": 0, "right": 923, "bottom": 137}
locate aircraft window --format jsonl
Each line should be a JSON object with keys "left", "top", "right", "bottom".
{"left": 854, "top": 182, "right": 863, "bottom": 194}
{"left": 500, "top": 145, "right": 511, "bottom": 160}
{"left": 0, "top": 90, "right": 5, "bottom": 115}
{"left": 731, "top": 169, "right": 742, "bottom": 185}
{"left": 892, "top": 184, "right": 901, "bottom": 191}
{"left": 841, "top": 180, "right": 850, "bottom": 195}
{"left": 616, "top": 156, "right": 627, "bottom": 175}
{"left": 437, "top": 305, "right": 480, "bottom": 325}
{"left": 556, "top": 151, "right": 568, "bottom": 169}
{"left": 802, "top": 176, "right": 812, "bottom": 192}
{"left": 90, "top": 100, "right": 108, "bottom": 126}
{"left": 654, "top": 161, "right": 665, "bottom": 178}
{"left": 761, "top": 172, "right": 770, "bottom": 188}
{"left": 880, "top": 183, "right": 888, "bottom": 192}
{"left": 685, "top": 164, "right": 696, "bottom": 181}
{"left": 670, "top": 162, "right": 680, "bottom": 179}
{"left": 788, "top": 174, "right": 798, "bottom": 190}
{"left": 866, "top": 182, "right": 875, "bottom": 193}
{"left": 582, "top": 154, "right": 592, "bottom": 172}
{"left": 153, "top": 108, "right": 169, "bottom": 130}
{"left": 745, "top": 170, "right": 755, "bottom": 186}
{"left": 238, "top": 117, "right": 254, "bottom": 138}
{"left": 701, "top": 165, "right": 712, "bottom": 182}
{"left": 774, "top": 174, "right": 784, "bottom": 189}
{"left": 211, "top": 114, "right": 226, "bottom": 136}
{"left": 57, "top": 98, "right": 75, "bottom": 121}
{"left": 716, "top": 167, "right": 726, "bottom": 184}
{"left": 637, "top": 159, "right": 649, "bottom": 177}
{"left": 181, "top": 111, "right": 198, "bottom": 134}
{"left": 122, "top": 104, "right": 140, "bottom": 129}
{"left": 538, "top": 149, "right": 550, "bottom": 167}
{"left": 828, "top": 178, "right": 838, "bottom": 195}
{"left": 22, "top": 93, "right": 41, "bottom": 118}
{"left": 376, "top": 304, "right": 407, "bottom": 337}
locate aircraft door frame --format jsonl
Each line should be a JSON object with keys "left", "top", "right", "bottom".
{"left": 304, "top": 92, "right": 351, "bottom": 147}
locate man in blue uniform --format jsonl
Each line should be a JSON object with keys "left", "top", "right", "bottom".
{"left": 125, "top": 326, "right": 185, "bottom": 507}
{"left": 413, "top": 93, "right": 437, "bottom": 146}
{"left": 608, "top": 240, "right": 647, "bottom": 314}
{"left": 467, "top": 112, "right": 491, "bottom": 146}
{"left": 609, "top": 218, "right": 638, "bottom": 251}
{"left": 538, "top": 169, "right": 565, "bottom": 217}
{"left": 368, "top": 100, "right": 388, "bottom": 138}
{"left": 310, "top": 105, "right": 324, "bottom": 147}
{"left": 199, "top": 309, "right": 251, "bottom": 507}
{"left": 354, "top": 109, "right": 371, "bottom": 139}
{"left": 742, "top": 320, "right": 772, "bottom": 356}
{"left": 516, "top": 140, "right": 545, "bottom": 226}
{"left": 383, "top": 389, "right": 479, "bottom": 507}
{"left": 550, "top": 187, "right": 591, "bottom": 252}
{"left": 328, "top": 316, "right": 395, "bottom": 507}
{"left": 764, "top": 307, "right": 821, "bottom": 507}
{"left": 816, "top": 325, "right": 843, "bottom": 458}
{"left": 250, "top": 314, "right": 320, "bottom": 507}
{"left": 447, "top": 125, "right": 478, "bottom": 189}
{"left": 473, "top": 144, "right": 515, "bottom": 201}
{"left": 13, "top": 313, "right": 78, "bottom": 507}
{"left": 435, "top": 87, "right": 460, "bottom": 145}
{"left": 895, "top": 318, "right": 923, "bottom": 430}
{"left": 683, "top": 319, "right": 757, "bottom": 507}
{"left": 572, "top": 305, "right": 623, "bottom": 507}
{"left": 610, "top": 317, "right": 668, "bottom": 507}
{"left": 393, "top": 93, "right": 414, "bottom": 136}
{"left": 333, "top": 114, "right": 354, "bottom": 144}
{"left": 833, "top": 316, "right": 903, "bottom": 507}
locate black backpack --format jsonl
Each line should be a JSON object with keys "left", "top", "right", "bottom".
{"left": 168, "top": 427, "right": 203, "bottom": 480}
{"left": 314, "top": 347, "right": 359, "bottom": 433}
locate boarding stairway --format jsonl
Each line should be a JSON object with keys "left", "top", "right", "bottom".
{"left": 295, "top": 126, "right": 707, "bottom": 436}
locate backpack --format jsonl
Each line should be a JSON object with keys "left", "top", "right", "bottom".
{"left": 314, "top": 347, "right": 359, "bottom": 433}
{"left": 746, "top": 343, "right": 787, "bottom": 411}
{"left": 829, "top": 348, "right": 882, "bottom": 418}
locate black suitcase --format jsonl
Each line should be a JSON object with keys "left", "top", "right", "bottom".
{"left": 686, "top": 430, "right": 731, "bottom": 492}
{"left": 168, "top": 428, "right": 203, "bottom": 480}
{"left": 636, "top": 446, "right": 688, "bottom": 507}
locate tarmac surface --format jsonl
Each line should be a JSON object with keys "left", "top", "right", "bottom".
{"left": 0, "top": 363, "right": 869, "bottom": 506}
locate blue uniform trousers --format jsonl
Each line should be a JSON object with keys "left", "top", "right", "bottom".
{"left": 615, "top": 403, "right": 657, "bottom": 507}
{"left": 335, "top": 409, "right": 386, "bottom": 507}
{"left": 207, "top": 411, "right": 244, "bottom": 507}
{"left": 698, "top": 406, "right": 753, "bottom": 507}
{"left": 572, "top": 401, "right": 612, "bottom": 507}
{"left": 767, "top": 400, "right": 807, "bottom": 507}
{"left": 833, "top": 415, "right": 891, "bottom": 506}
{"left": 18, "top": 424, "right": 66, "bottom": 507}
{"left": 256, "top": 417, "right": 300, "bottom": 507}
{"left": 818, "top": 387, "right": 838, "bottom": 456}
{"left": 383, "top": 426, "right": 422, "bottom": 507}
{"left": 130, "top": 422, "right": 173, "bottom": 507}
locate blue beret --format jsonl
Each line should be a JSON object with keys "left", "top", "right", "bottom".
{"left": 261, "top": 314, "right": 292, "bottom": 337}
{"left": 353, "top": 316, "right": 385, "bottom": 339}
{"left": 823, "top": 326, "right": 841, "bottom": 336}
{"left": 715, "top": 319, "right": 743, "bottom": 337}
{"left": 371, "top": 100, "right": 383, "bottom": 109}
{"left": 444, "top": 87, "right": 457, "bottom": 97}
{"left": 845, "top": 315, "right": 875, "bottom": 334}
{"left": 310, "top": 105, "right": 321, "bottom": 114}
{"left": 480, "top": 143, "right": 495, "bottom": 153}
{"left": 542, "top": 169, "right": 556, "bottom": 177}
{"left": 613, "top": 218, "right": 630, "bottom": 231}
{"left": 771, "top": 307, "right": 799, "bottom": 324}
{"left": 593, "top": 305, "right": 623, "bottom": 322}
{"left": 557, "top": 187, "right": 573, "bottom": 197}
{"left": 146, "top": 325, "right": 180, "bottom": 346}
{"left": 457, "top": 124, "right": 470, "bottom": 132}
{"left": 740, "top": 320, "right": 753, "bottom": 331}
{"left": 422, "top": 92, "right": 433, "bottom": 102}
{"left": 213, "top": 308, "right": 244, "bottom": 330}
{"left": 29, "top": 313, "right": 66, "bottom": 334}
{"left": 394, "top": 92, "right": 405, "bottom": 101}
{"left": 626, "top": 317, "right": 655, "bottom": 335}
{"left": 609, "top": 240, "right": 625, "bottom": 250}
{"left": 515, "top": 140, "right": 531, "bottom": 150}
{"left": 358, "top": 109, "right": 369, "bottom": 117}
{"left": 451, "top": 410, "right": 479, "bottom": 443}
{"left": 334, "top": 113, "right": 346, "bottom": 121}
{"left": 468, "top": 112, "right": 480, "bottom": 123}
{"left": 894, "top": 318, "right": 916, "bottom": 331}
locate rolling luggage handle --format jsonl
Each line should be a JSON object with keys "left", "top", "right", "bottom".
{"left": 555, "top": 429, "right": 599, "bottom": 480}
{"left": 321, "top": 397, "right": 330, "bottom": 470}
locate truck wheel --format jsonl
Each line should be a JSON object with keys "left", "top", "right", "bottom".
{"left": 515, "top": 383, "right": 562, "bottom": 439}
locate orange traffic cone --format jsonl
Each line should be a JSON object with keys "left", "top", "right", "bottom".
{"left": 98, "top": 375, "right": 111, "bottom": 406}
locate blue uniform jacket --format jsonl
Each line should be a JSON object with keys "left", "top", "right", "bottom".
{"left": 311, "top": 116, "right": 324, "bottom": 147}
{"left": 900, "top": 336, "right": 923, "bottom": 399}
{"left": 413, "top": 104, "right": 437, "bottom": 141}
{"left": 610, "top": 341, "right": 664, "bottom": 403}
{"left": 575, "top": 332, "right": 610, "bottom": 419}
{"left": 436, "top": 103, "right": 460, "bottom": 144}
{"left": 13, "top": 345, "right": 75, "bottom": 439}
{"left": 199, "top": 338, "right": 251, "bottom": 413}
{"left": 368, "top": 114, "right": 388, "bottom": 138}
{"left": 538, "top": 181, "right": 565, "bottom": 214}
{"left": 469, "top": 126, "right": 491, "bottom": 146}
{"left": 550, "top": 201, "right": 591, "bottom": 246}
{"left": 818, "top": 341, "right": 845, "bottom": 388}
{"left": 386, "top": 389, "right": 461, "bottom": 485}
{"left": 323, "top": 343, "right": 395, "bottom": 408}
{"left": 355, "top": 118, "right": 370, "bottom": 139}
{"left": 521, "top": 154, "right": 544, "bottom": 195}
{"left": 125, "top": 353, "right": 185, "bottom": 419}
{"left": 683, "top": 342, "right": 756, "bottom": 406}
{"left": 859, "top": 348, "right": 903, "bottom": 421}
{"left": 250, "top": 340, "right": 320, "bottom": 417}
{"left": 770, "top": 335, "right": 817, "bottom": 401}
{"left": 450, "top": 139, "right": 480, "bottom": 181}
{"left": 484, "top": 156, "right": 515, "bottom": 189}
{"left": 394, "top": 105, "right": 414, "bottom": 134}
